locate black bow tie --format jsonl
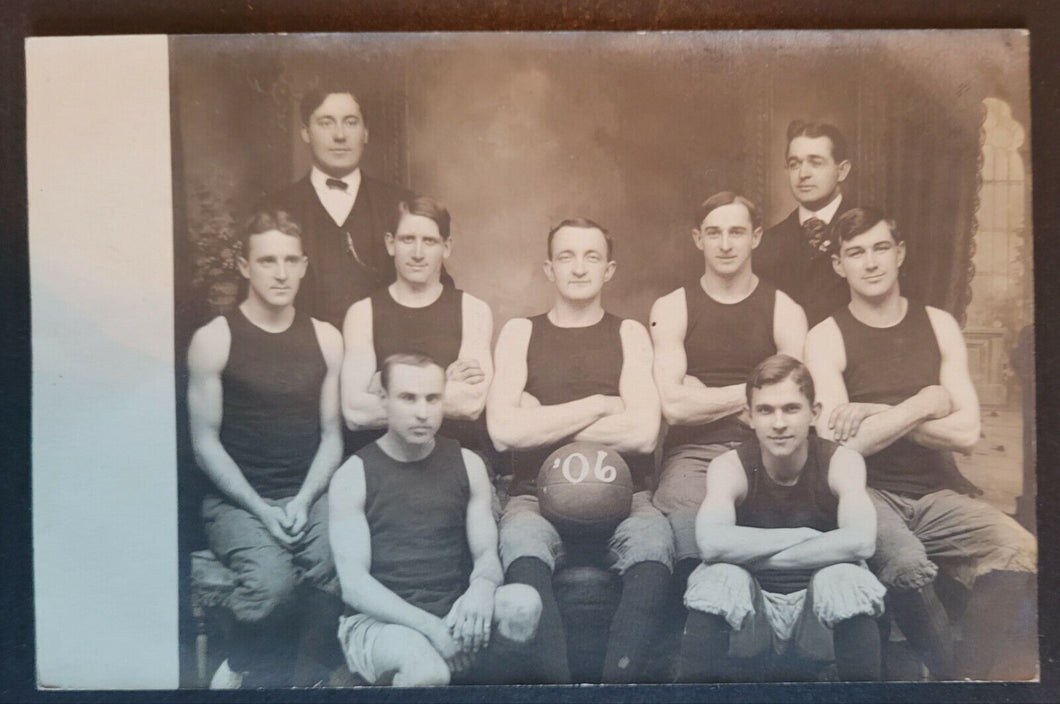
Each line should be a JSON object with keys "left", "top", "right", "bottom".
{"left": 325, "top": 178, "right": 348, "bottom": 192}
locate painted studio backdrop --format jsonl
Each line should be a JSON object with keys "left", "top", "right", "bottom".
{"left": 170, "top": 32, "right": 1034, "bottom": 685}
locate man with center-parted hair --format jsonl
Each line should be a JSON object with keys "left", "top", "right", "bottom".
{"left": 805, "top": 206, "right": 1037, "bottom": 679}
{"left": 264, "top": 84, "right": 452, "bottom": 329}
{"left": 341, "top": 196, "right": 494, "bottom": 457}
{"left": 487, "top": 218, "right": 674, "bottom": 683}
{"left": 650, "top": 191, "right": 807, "bottom": 587}
{"left": 187, "top": 210, "right": 345, "bottom": 687}
{"left": 328, "top": 353, "right": 544, "bottom": 686}
{"left": 677, "top": 354, "right": 884, "bottom": 682}
{"left": 756, "top": 120, "right": 856, "bottom": 328}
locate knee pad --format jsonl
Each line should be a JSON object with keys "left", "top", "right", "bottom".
{"left": 494, "top": 584, "right": 542, "bottom": 642}
{"left": 684, "top": 563, "right": 756, "bottom": 630}
{"left": 496, "top": 584, "right": 542, "bottom": 620}
{"left": 404, "top": 658, "right": 451, "bottom": 687}
{"left": 811, "top": 564, "right": 886, "bottom": 628}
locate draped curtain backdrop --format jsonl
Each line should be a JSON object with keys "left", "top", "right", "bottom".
{"left": 738, "top": 33, "right": 1020, "bottom": 326}
{"left": 854, "top": 36, "right": 1008, "bottom": 324}
{"left": 173, "top": 33, "right": 1026, "bottom": 330}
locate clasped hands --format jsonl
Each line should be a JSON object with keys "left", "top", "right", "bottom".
{"left": 256, "top": 496, "right": 311, "bottom": 546}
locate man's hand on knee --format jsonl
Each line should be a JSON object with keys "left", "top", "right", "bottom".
{"left": 445, "top": 578, "right": 496, "bottom": 653}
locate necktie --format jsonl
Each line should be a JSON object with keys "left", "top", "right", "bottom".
{"left": 802, "top": 217, "right": 830, "bottom": 254}
{"left": 325, "top": 177, "right": 348, "bottom": 192}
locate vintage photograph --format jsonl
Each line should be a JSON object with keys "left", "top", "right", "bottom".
{"left": 30, "top": 29, "right": 1036, "bottom": 689}
{"left": 168, "top": 30, "right": 1037, "bottom": 688}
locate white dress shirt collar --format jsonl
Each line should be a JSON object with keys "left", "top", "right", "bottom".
{"left": 310, "top": 166, "right": 362, "bottom": 226}
{"left": 798, "top": 192, "right": 843, "bottom": 226}
{"left": 310, "top": 165, "right": 361, "bottom": 193}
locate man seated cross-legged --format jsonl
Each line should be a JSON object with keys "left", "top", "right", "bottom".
{"left": 328, "top": 354, "right": 543, "bottom": 686}
{"left": 677, "top": 354, "right": 885, "bottom": 682}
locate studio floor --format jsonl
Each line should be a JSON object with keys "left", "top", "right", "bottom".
{"left": 954, "top": 405, "right": 1029, "bottom": 516}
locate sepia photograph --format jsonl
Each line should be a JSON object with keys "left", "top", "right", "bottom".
{"left": 28, "top": 29, "right": 1038, "bottom": 691}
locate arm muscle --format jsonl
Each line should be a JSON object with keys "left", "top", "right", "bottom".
{"left": 341, "top": 300, "right": 387, "bottom": 430}
{"left": 651, "top": 290, "right": 746, "bottom": 427}
{"left": 486, "top": 318, "right": 608, "bottom": 451}
{"left": 573, "top": 320, "right": 661, "bottom": 453}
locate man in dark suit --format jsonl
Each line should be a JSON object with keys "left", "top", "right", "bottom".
{"left": 757, "top": 120, "right": 854, "bottom": 328}
{"left": 264, "top": 85, "right": 413, "bottom": 329}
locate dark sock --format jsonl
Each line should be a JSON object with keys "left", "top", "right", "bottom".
{"left": 292, "top": 589, "right": 345, "bottom": 687}
{"left": 505, "top": 556, "right": 570, "bottom": 683}
{"left": 677, "top": 611, "right": 734, "bottom": 682}
{"left": 602, "top": 561, "right": 671, "bottom": 683}
{"left": 960, "top": 571, "right": 1036, "bottom": 679}
{"left": 463, "top": 632, "right": 538, "bottom": 685}
{"left": 889, "top": 585, "right": 956, "bottom": 680}
{"left": 230, "top": 610, "right": 296, "bottom": 687}
{"left": 833, "top": 614, "right": 881, "bottom": 681}
{"left": 933, "top": 572, "right": 971, "bottom": 622}
{"left": 673, "top": 558, "right": 699, "bottom": 596}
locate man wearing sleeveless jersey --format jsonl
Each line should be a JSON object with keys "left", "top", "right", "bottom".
{"left": 805, "top": 207, "right": 1037, "bottom": 679}
{"left": 487, "top": 219, "right": 673, "bottom": 683}
{"left": 678, "top": 355, "right": 884, "bottom": 682}
{"left": 329, "top": 354, "right": 543, "bottom": 685}
{"left": 187, "top": 211, "right": 344, "bottom": 687}
{"left": 341, "top": 196, "right": 493, "bottom": 456}
{"left": 650, "top": 192, "right": 807, "bottom": 584}
{"left": 756, "top": 120, "right": 855, "bottom": 328}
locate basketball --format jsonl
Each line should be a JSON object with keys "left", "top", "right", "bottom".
{"left": 537, "top": 442, "right": 634, "bottom": 537}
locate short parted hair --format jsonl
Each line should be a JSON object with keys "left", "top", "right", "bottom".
{"left": 694, "top": 191, "right": 762, "bottom": 231}
{"left": 834, "top": 207, "right": 904, "bottom": 247}
{"left": 239, "top": 210, "right": 303, "bottom": 259}
{"left": 395, "top": 196, "right": 452, "bottom": 241}
{"left": 547, "top": 218, "right": 614, "bottom": 261}
{"left": 786, "top": 119, "right": 850, "bottom": 164}
{"left": 379, "top": 352, "right": 446, "bottom": 392}
{"left": 746, "top": 353, "right": 816, "bottom": 407}
{"left": 299, "top": 84, "right": 366, "bottom": 126}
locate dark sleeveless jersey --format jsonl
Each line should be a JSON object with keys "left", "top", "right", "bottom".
{"left": 219, "top": 308, "right": 326, "bottom": 499}
{"left": 735, "top": 434, "right": 840, "bottom": 594}
{"left": 357, "top": 437, "right": 473, "bottom": 618}
{"left": 371, "top": 285, "right": 463, "bottom": 365}
{"left": 665, "top": 279, "right": 777, "bottom": 451}
{"left": 360, "top": 285, "right": 489, "bottom": 455}
{"left": 510, "top": 312, "right": 653, "bottom": 496}
{"left": 832, "top": 303, "right": 978, "bottom": 496}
